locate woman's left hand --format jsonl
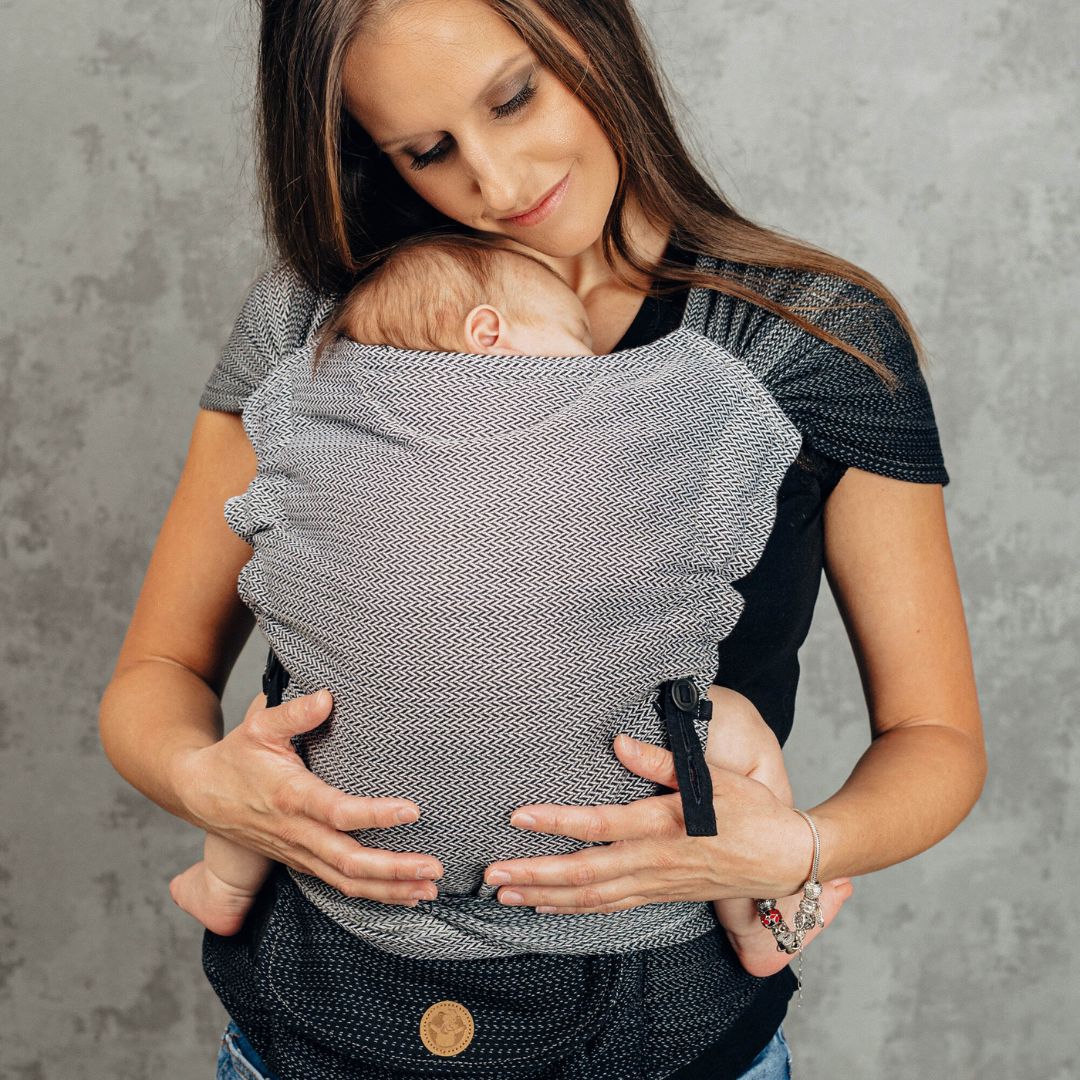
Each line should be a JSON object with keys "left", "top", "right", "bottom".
{"left": 482, "top": 733, "right": 815, "bottom": 913}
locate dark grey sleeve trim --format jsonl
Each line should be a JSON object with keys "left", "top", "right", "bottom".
{"left": 712, "top": 267, "right": 952, "bottom": 488}
{"left": 805, "top": 431, "right": 950, "bottom": 485}
{"left": 793, "top": 323, "right": 952, "bottom": 487}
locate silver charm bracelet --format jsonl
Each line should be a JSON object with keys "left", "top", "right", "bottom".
{"left": 754, "top": 808, "right": 825, "bottom": 1006}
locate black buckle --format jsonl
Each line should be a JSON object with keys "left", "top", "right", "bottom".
{"left": 653, "top": 677, "right": 717, "bottom": 836}
{"left": 262, "top": 648, "right": 291, "bottom": 708}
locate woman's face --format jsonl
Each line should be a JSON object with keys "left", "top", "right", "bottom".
{"left": 342, "top": 0, "right": 621, "bottom": 262}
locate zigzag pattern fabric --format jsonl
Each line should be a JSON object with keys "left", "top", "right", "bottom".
{"left": 223, "top": 253, "right": 805, "bottom": 959}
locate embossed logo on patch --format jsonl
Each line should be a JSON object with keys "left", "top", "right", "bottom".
{"left": 419, "top": 999, "right": 475, "bottom": 1057}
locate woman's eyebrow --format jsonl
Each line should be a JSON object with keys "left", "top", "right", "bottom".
{"left": 376, "top": 50, "right": 533, "bottom": 152}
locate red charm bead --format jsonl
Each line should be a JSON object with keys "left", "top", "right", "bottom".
{"left": 760, "top": 909, "right": 783, "bottom": 928}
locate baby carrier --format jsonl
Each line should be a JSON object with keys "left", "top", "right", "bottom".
{"left": 203, "top": 251, "right": 807, "bottom": 1079}
{"left": 220, "top": 251, "right": 803, "bottom": 963}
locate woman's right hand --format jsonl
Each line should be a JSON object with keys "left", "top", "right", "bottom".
{"left": 172, "top": 687, "right": 445, "bottom": 907}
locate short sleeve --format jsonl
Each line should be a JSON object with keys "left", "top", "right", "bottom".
{"left": 713, "top": 265, "right": 951, "bottom": 486}
{"left": 221, "top": 351, "right": 308, "bottom": 547}
{"left": 199, "top": 261, "right": 333, "bottom": 414}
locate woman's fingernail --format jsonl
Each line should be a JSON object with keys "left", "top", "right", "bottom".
{"left": 511, "top": 813, "right": 536, "bottom": 828}
{"left": 396, "top": 806, "right": 418, "bottom": 823}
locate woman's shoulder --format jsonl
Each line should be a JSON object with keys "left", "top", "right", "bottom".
{"left": 198, "top": 260, "right": 338, "bottom": 415}
{"left": 704, "top": 257, "right": 904, "bottom": 371}
{"left": 703, "top": 257, "right": 951, "bottom": 486}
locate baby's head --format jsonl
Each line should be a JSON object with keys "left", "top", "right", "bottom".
{"left": 318, "top": 233, "right": 594, "bottom": 364}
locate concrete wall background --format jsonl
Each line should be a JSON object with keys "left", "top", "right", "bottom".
{"left": 2, "top": 1, "right": 1076, "bottom": 1076}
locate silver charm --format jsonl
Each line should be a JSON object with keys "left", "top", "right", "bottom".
{"left": 753, "top": 809, "right": 826, "bottom": 994}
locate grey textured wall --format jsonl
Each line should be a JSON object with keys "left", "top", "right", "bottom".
{"left": 2, "top": 0, "right": 1076, "bottom": 1076}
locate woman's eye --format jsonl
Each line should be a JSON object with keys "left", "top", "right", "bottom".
{"left": 407, "top": 76, "right": 538, "bottom": 172}
{"left": 409, "top": 139, "right": 450, "bottom": 172}
{"left": 492, "top": 76, "right": 537, "bottom": 119}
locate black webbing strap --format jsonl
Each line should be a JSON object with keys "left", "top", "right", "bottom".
{"left": 653, "top": 677, "right": 718, "bottom": 836}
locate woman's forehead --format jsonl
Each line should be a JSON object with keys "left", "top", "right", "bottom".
{"left": 343, "top": 0, "right": 531, "bottom": 136}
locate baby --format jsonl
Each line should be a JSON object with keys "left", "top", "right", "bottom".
{"left": 170, "top": 233, "right": 851, "bottom": 978}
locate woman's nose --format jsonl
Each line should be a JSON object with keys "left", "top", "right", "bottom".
{"left": 460, "top": 142, "right": 527, "bottom": 219}
{"left": 476, "top": 172, "right": 526, "bottom": 220}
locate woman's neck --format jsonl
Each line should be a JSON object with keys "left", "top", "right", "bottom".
{"left": 573, "top": 201, "right": 676, "bottom": 354}
{"left": 564, "top": 202, "right": 673, "bottom": 297}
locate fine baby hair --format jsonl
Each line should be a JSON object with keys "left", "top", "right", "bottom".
{"left": 313, "top": 230, "right": 594, "bottom": 365}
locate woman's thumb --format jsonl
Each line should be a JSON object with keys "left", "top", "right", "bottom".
{"left": 257, "top": 689, "right": 333, "bottom": 741}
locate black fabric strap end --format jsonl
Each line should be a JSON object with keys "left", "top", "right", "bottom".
{"left": 654, "top": 679, "right": 718, "bottom": 837}
{"left": 262, "top": 647, "right": 291, "bottom": 709}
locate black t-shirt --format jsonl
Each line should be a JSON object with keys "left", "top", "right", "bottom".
{"left": 199, "top": 243, "right": 948, "bottom": 1079}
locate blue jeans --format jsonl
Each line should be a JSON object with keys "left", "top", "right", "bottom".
{"left": 738, "top": 1025, "right": 793, "bottom": 1079}
{"left": 215, "top": 1018, "right": 792, "bottom": 1079}
{"left": 216, "top": 1020, "right": 275, "bottom": 1080}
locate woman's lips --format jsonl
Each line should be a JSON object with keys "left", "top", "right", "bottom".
{"left": 501, "top": 170, "right": 571, "bottom": 227}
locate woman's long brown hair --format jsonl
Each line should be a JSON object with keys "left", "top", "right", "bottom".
{"left": 253, "top": 0, "right": 930, "bottom": 388}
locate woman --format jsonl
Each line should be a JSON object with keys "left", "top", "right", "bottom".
{"left": 98, "top": 1, "right": 986, "bottom": 1077}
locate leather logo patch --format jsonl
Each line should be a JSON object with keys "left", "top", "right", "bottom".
{"left": 419, "top": 999, "right": 475, "bottom": 1057}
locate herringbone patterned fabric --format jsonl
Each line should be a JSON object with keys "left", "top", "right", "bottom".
{"left": 222, "top": 254, "right": 805, "bottom": 959}
{"left": 199, "top": 249, "right": 950, "bottom": 1079}
{"left": 203, "top": 861, "right": 783, "bottom": 1080}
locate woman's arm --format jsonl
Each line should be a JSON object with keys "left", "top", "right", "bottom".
{"left": 98, "top": 408, "right": 444, "bottom": 903}
{"left": 98, "top": 408, "right": 260, "bottom": 815}
{"left": 802, "top": 466, "right": 987, "bottom": 883}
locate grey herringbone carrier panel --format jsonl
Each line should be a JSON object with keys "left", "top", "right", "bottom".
{"left": 224, "top": 254, "right": 805, "bottom": 959}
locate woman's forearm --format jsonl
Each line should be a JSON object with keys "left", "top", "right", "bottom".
{"left": 98, "top": 658, "right": 226, "bottom": 826}
{"left": 798, "top": 722, "right": 987, "bottom": 886}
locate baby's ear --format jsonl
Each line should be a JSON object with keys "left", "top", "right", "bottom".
{"left": 463, "top": 304, "right": 504, "bottom": 351}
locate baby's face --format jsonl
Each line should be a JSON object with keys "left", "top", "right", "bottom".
{"left": 468, "top": 266, "right": 594, "bottom": 357}
{"left": 510, "top": 273, "right": 595, "bottom": 357}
